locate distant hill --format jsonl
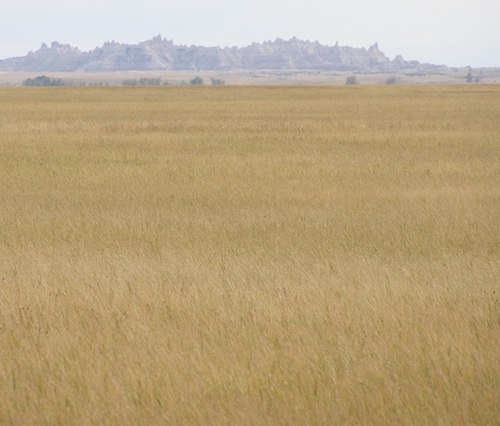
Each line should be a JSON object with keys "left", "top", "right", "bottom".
{"left": 0, "top": 36, "right": 445, "bottom": 73}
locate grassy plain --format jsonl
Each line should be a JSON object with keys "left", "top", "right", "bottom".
{"left": 0, "top": 86, "right": 499, "bottom": 425}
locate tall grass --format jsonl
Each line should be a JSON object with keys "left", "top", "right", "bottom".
{"left": 0, "top": 86, "right": 499, "bottom": 425}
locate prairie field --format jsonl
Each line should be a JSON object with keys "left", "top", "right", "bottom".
{"left": 0, "top": 85, "right": 499, "bottom": 425}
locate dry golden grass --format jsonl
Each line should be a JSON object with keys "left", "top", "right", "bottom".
{"left": 0, "top": 85, "right": 499, "bottom": 425}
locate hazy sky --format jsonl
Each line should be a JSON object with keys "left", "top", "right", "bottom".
{"left": 1, "top": 0, "right": 498, "bottom": 67}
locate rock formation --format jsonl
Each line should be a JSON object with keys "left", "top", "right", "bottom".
{"left": 0, "top": 36, "right": 441, "bottom": 72}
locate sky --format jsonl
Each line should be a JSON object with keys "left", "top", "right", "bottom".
{"left": 1, "top": 0, "right": 499, "bottom": 67}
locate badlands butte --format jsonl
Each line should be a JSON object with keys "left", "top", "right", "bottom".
{"left": 1, "top": 35, "right": 499, "bottom": 85}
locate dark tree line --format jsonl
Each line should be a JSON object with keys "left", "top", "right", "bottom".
{"left": 23, "top": 75, "right": 65, "bottom": 86}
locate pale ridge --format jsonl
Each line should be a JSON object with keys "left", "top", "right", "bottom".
{"left": 0, "top": 35, "right": 443, "bottom": 72}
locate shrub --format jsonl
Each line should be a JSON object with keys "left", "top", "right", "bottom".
{"left": 122, "top": 78, "right": 161, "bottom": 86}
{"left": 23, "top": 75, "right": 64, "bottom": 87}
{"left": 345, "top": 75, "right": 359, "bottom": 85}
{"left": 210, "top": 78, "right": 225, "bottom": 86}
{"left": 190, "top": 76, "right": 204, "bottom": 85}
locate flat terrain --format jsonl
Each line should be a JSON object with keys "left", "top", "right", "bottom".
{"left": 1, "top": 68, "right": 500, "bottom": 86}
{"left": 0, "top": 86, "right": 499, "bottom": 425}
